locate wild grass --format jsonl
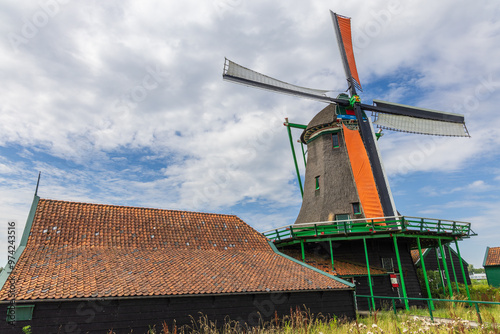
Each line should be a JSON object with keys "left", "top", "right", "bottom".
{"left": 113, "top": 284, "right": 500, "bottom": 333}
{"left": 138, "top": 306, "right": 500, "bottom": 334}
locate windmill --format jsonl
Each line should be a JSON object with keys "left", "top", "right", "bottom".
{"left": 222, "top": 11, "right": 469, "bottom": 225}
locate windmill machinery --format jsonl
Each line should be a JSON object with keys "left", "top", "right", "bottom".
{"left": 223, "top": 11, "right": 469, "bottom": 226}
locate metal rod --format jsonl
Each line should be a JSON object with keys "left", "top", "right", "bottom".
{"left": 454, "top": 240, "right": 473, "bottom": 305}
{"left": 285, "top": 119, "right": 304, "bottom": 197}
{"left": 433, "top": 247, "right": 446, "bottom": 296}
{"left": 300, "top": 141, "right": 307, "bottom": 167}
{"left": 363, "top": 237, "right": 376, "bottom": 310}
{"left": 287, "top": 122, "right": 308, "bottom": 129}
{"left": 300, "top": 239, "right": 305, "bottom": 262}
{"left": 417, "top": 236, "right": 434, "bottom": 310}
{"left": 427, "top": 299, "right": 434, "bottom": 321}
{"left": 392, "top": 235, "right": 409, "bottom": 310}
{"left": 329, "top": 240, "right": 335, "bottom": 272}
{"left": 438, "top": 239, "right": 454, "bottom": 298}
{"left": 448, "top": 244, "right": 460, "bottom": 294}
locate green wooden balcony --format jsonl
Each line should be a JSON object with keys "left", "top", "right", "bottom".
{"left": 262, "top": 216, "right": 476, "bottom": 242}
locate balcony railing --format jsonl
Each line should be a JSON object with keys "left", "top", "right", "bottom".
{"left": 262, "top": 216, "right": 475, "bottom": 242}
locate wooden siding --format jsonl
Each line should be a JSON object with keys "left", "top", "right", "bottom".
{"left": 0, "top": 290, "right": 355, "bottom": 333}
{"left": 417, "top": 247, "right": 471, "bottom": 285}
{"left": 485, "top": 266, "right": 500, "bottom": 288}
{"left": 302, "top": 238, "right": 424, "bottom": 309}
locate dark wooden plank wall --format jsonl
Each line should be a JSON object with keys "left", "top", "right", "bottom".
{"left": 419, "top": 246, "right": 471, "bottom": 285}
{"left": 304, "top": 237, "right": 424, "bottom": 309}
{"left": 0, "top": 290, "right": 355, "bottom": 333}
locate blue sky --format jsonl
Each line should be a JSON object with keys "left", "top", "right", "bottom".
{"left": 1, "top": 0, "right": 500, "bottom": 269}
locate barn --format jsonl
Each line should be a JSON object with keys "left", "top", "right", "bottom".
{"left": 411, "top": 246, "right": 472, "bottom": 286}
{"left": 484, "top": 247, "right": 500, "bottom": 288}
{"left": 0, "top": 195, "right": 355, "bottom": 333}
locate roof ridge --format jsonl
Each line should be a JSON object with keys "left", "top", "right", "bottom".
{"left": 38, "top": 198, "right": 240, "bottom": 218}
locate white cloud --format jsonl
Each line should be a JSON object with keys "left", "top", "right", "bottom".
{"left": 0, "top": 0, "right": 499, "bottom": 268}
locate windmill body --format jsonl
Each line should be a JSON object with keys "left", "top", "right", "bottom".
{"left": 223, "top": 11, "right": 474, "bottom": 311}
{"left": 294, "top": 97, "right": 387, "bottom": 225}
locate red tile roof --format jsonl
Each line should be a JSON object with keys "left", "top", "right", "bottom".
{"left": 279, "top": 249, "right": 387, "bottom": 276}
{"left": 410, "top": 249, "right": 428, "bottom": 264}
{"left": 0, "top": 198, "right": 351, "bottom": 301}
{"left": 485, "top": 247, "right": 500, "bottom": 266}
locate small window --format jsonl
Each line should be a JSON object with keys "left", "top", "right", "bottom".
{"left": 352, "top": 202, "right": 361, "bottom": 215}
{"left": 335, "top": 214, "right": 350, "bottom": 221}
{"left": 332, "top": 133, "right": 339, "bottom": 149}
{"left": 6, "top": 304, "right": 34, "bottom": 322}
{"left": 381, "top": 258, "right": 394, "bottom": 273}
{"left": 315, "top": 176, "right": 320, "bottom": 190}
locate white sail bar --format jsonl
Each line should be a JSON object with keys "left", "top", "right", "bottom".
{"left": 374, "top": 113, "right": 470, "bottom": 137}
{"left": 223, "top": 58, "right": 334, "bottom": 103}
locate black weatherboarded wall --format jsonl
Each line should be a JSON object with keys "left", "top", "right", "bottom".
{"left": 309, "top": 237, "right": 424, "bottom": 310}
{"left": 0, "top": 290, "right": 355, "bottom": 333}
{"left": 418, "top": 246, "right": 471, "bottom": 285}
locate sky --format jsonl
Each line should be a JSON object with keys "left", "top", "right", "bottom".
{"left": 1, "top": 0, "right": 499, "bottom": 269}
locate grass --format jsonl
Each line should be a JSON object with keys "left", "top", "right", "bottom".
{"left": 394, "top": 301, "right": 500, "bottom": 323}
{"left": 113, "top": 284, "right": 500, "bottom": 333}
{"left": 136, "top": 306, "right": 500, "bottom": 334}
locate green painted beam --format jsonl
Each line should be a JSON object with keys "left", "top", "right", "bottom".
{"left": 393, "top": 235, "right": 409, "bottom": 310}
{"left": 268, "top": 241, "right": 355, "bottom": 288}
{"left": 417, "top": 236, "right": 434, "bottom": 310}
{"left": 272, "top": 232, "right": 458, "bottom": 247}
{"left": 300, "top": 141, "right": 307, "bottom": 168}
{"left": 448, "top": 245, "right": 460, "bottom": 294}
{"left": 455, "top": 240, "right": 473, "bottom": 304}
{"left": 363, "top": 238, "right": 376, "bottom": 310}
{"left": 300, "top": 239, "right": 305, "bottom": 262}
{"left": 329, "top": 239, "right": 335, "bottom": 272}
{"left": 435, "top": 247, "right": 447, "bottom": 296}
{"left": 285, "top": 120, "right": 303, "bottom": 197}
{"left": 439, "top": 238, "right": 454, "bottom": 298}
{"left": 286, "top": 122, "right": 307, "bottom": 129}
{"left": 298, "top": 233, "right": 456, "bottom": 243}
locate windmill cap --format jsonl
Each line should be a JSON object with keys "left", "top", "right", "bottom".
{"left": 301, "top": 104, "right": 340, "bottom": 143}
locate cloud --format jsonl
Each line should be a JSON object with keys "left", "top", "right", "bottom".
{"left": 0, "top": 0, "right": 499, "bottom": 269}
{"left": 419, "top": 180, "right": 494, "bottom": 197}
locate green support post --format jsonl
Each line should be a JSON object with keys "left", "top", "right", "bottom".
{"left": 448, "top": 245, "right": 460, "bottom": 294}
{"left": 285, "top": 119, "right": 304, "bottom": 197}
{"left": 435, "top": 248, "right": 447, "bottom": 296}
{"left": 363, "top": 238, "right": 376, "bottom": 310}
{"left": 438, "top": 239, "right": 454, "bottom": 298}
{"left": 417, "top": 236, "right": 434, "bottom": 310}
{"left": 393, "top": 235, "right": 409, "bottom": 310}
{"left": 454, "top": 240, "right": 474, "bottom": 305}
{"left": 300, "top": 141, "right": 307, "bottom": 168}
{"left": 329, "top": 240, "right": 335, "bottom": 272}
{"left": 427, "top": 300, "right": 434, "bottom": 321}
{"left": 300, "top": 239, "right": 305, "bottom": 262}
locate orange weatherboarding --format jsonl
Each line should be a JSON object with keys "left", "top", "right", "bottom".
{"left": 343, "top": 125, "right": 384, "bottom": 220}
{"left": 336, "top": 15, "right": 362, "bottom": 90}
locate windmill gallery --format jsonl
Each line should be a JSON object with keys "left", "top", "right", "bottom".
{"left": 0, "top": 11, "right": 476, "bottom": 332}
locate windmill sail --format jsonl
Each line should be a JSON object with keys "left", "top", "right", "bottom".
{"left": 374, "top": 113, "right": 469, "bottom": 137}
{"left": 366, "top": 100, "right": 470, "bottom": 137}
{"left": 223, "top": 58, "right": 334, "bottom": 103}
{"left": 331, "top": 12, "right": 362, "bottom": 93}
